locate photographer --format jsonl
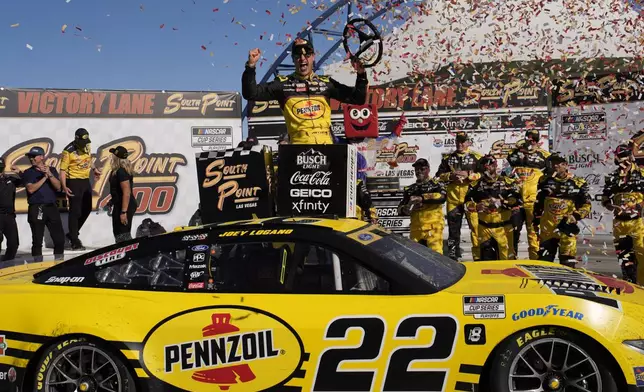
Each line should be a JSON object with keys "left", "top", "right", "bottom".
{"left": 22, "top": 147, "right": 65, "bottom": 261}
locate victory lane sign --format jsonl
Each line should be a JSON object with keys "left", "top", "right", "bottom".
{"left": 277, "top": 144, "right": 357, "bottom": 218}
{"left": 196, "top": 144, "right": 275, "bottom": 224}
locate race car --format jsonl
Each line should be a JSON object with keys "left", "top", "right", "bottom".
{"left": 0, "top": 216, "right": 643, "bottom": 392}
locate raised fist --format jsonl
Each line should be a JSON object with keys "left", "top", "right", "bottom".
{"left": 248, "top": 48, "right": 261, "bottom": 67}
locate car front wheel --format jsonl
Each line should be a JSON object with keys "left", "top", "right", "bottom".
{"left": 489, "top": 327, "right": 619, "bottom": 392}
{"left": 32, "top": 337, "right": 136, "bottom": 392}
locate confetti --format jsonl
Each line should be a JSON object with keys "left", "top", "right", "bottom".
{"left": 26, "top": 44, "right": 33, "bottom": 50}
{"left": 10, "top": 23, "right": 19, "bottom": 28}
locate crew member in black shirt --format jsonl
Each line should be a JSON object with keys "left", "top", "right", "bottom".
{"left": 0, "top": 158, "right": 22, "bottom": 261}
{"left": 22, "top": 147, "right": 65, "bottom": 261}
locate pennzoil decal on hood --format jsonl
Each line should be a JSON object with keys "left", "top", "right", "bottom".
{"left": 141, "top": 306, "right": 304, "bottom": 391}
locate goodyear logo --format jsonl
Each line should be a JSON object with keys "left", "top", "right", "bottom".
{"left": 292, "top": 99, "right": 325, "bottom": 120}
{"left": 143, "top": 307, "right": 304, "bottom": 391}
{"left": 512, "top": 305, "right": 584, "bottom": 321}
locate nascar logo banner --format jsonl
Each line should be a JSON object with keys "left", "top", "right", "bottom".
{"left": 195, "top": 144, "right": 275, "bottom": 224}
{"left": 276, "top": 144, "right": 357, "bottom": 218}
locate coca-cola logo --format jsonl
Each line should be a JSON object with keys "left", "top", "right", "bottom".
{"left": 290, "top": 171, "right": 332, "bottom": 186}
{"left": 583, "top": 173, "right": 603, "bottom": 186}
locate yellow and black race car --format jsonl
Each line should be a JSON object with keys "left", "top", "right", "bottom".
{"left": 1, "top": 216, "right": 644, "bottom": 392}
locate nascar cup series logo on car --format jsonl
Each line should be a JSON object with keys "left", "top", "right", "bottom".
{"left": 142, "top": 307, "right": 304, "bottom": 391}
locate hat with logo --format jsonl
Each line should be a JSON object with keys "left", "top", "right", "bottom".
{"left": 109, "top": 146, "right": 129, "bottom": 159}
{"left": 412, "top": 158, "right": 429, "bottom": 168}
{"left": 75, "top": 128, "right": 91, "bottom": 145}
{"left": 25, "top": 146, "right": 45, "bottom": 157}
{"left": 525, "top": 129, "right": 540, "bottom": 142}
{"left": 292, "top": 38, "right": 314, "bottom": 56}
{"left": 455, "top": 131, "right": 470, "bottom": 143}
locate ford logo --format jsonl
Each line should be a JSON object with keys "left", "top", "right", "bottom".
{"left": 191, "top": 245, "right": 209, "bottom": 251}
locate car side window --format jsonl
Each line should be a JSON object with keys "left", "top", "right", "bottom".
{"left": 208, "top": 241, "right": 390, "bottom": 294}
{"left": 95, "top": 249, "right": 186, "bottom": 289}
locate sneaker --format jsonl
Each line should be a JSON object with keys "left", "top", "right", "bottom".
{"left": 71, "top": 241, "right": 86, "bottom": 251}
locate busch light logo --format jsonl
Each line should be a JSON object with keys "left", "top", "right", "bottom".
{"left": 296, "top": 149, "right": 328, "bottom": 170}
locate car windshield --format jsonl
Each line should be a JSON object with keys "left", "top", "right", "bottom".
{"left": 369, "top": 233, "right": 465, "bottom": 291}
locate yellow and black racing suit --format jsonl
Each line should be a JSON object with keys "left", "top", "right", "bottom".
{"left": 435, "top": 150, "right": 482, "bottom": 260}
{"left": 506, "top": 144, "right": 551, "bottom": 259}
{"left": 356, "top": 179, "right": 376, "bottom": 222}
{"left": 397, "top": 178, "right": 447, "bottom": 254}
{"left": 533, "top": 174, "right": 591, "bottom": 266}
{"left": 465, "top": 174, "right": 523, "bottom": 260}
{"left": 242, "top": 66, "right": 368, "bottom": 144}
{"left": 601, "top": 163, "right": 644, "bottom": 283}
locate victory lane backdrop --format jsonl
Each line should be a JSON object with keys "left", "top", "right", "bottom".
{"left": 1, "top": 88, "right": 243, "bottom": 249}
{"left": 277, "top": 144, "right": 357, "bottom": 218}
{"left": 195, "top": 144, "right": 275, "bottom": 224}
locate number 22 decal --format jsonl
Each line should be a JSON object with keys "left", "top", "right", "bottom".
{"left": 312, "top": 315, "right": 458, "bottom": 392}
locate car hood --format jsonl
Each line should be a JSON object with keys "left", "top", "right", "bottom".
{"left": 0, "top": 261, "right": 58, "bottom": 286}
{"left": 446, "top": 259, "right": 644, "bottom": 307}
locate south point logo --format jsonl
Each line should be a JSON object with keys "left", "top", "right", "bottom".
{"left": 296, "top": 148, "right": 328, "bottom": 170}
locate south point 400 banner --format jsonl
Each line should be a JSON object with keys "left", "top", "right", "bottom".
{"left": 1, "top": 88, "right": 243, "bottom": 248}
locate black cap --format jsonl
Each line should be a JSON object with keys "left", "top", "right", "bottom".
{"left": 109, "top": 146, "right": 128, "bottom": 159}
{"left": 615, "top": 144, "right": 632, "bottom": 159}
{"left": 455, "top": 132, "right": 470, "bottom": 143}
{"left": 292, "top": 38, "right": 314, "bottom": 56}
{"left": 75, "top": 128, "right": 91, "bottom": 144}
{"left": 412, "top": 158, "right": 429, "bottom": 168}
{"left": 479, "top": 154, "right": 496, "bottom": 166}
{"left": 25, "top": 146, "right": 45, "bottom": 157}
{"left": 549, "top": 153, "right": 567, "bottom": 165}
{"left": 525, "top": 129, "right": 540, "bottom": 142}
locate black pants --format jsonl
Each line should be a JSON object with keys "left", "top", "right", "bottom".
{"left": 112, "top": 203, "right": 136, "bottom": 243}
{"left": 28, "top": 204, "right": 65, "bottom": 258}
{"left": 0, "top": 213, "right": 19, "bottom": 261}
{"left": 67, "top": 178, "right": 92, "bottom": 243}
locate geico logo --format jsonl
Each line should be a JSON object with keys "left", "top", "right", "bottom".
{"left": 403, "top": 122, "right": 429, "bottom": 129}
{"left": 189, "top": 264, "right": 207, "bottom": 269}
{"left": 290, "top": 189, "right": 332, "bottom": 198}
{"left": 377, "top": 208, "right": 399, "bottom": 217}
{"left": 45, "top": 276, "right": 85, "bottom": 284}
{"left": 164, "top": 329, "right": 279, "bottom": 372}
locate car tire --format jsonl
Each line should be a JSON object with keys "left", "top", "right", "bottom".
{"left": 32, "top": 337, "right": 136, "bottom": 392}
{"left": 489, "top": 326, "right": 619, "bottom": 392}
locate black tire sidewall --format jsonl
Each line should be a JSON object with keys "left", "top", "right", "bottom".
{"left": 490, "top": 326, "right": 617, "bottom": 392}
{"left": 32, "top": 338, "right": 134, "bottom": 392}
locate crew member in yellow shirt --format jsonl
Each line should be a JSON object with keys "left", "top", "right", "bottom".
{"left": 60, "top": 128, "right": 101, "bottom": 250}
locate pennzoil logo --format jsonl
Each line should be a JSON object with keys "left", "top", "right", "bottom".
{"left": 164, "top": 93, "right": 236, "bottom": 115}
{"left": 3, "top": 137, "right": 187, "bottom": 215}
{"left": 143, "top": 307, "right": 304, "bottom": 391}
{"left": 291, "top": 98, "right": 325, "bottom": 120}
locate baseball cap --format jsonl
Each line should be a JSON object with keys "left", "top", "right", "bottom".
{"left": 525, "top": 129, "right": 540, "bottom": 142}
{"left": 75, "top": 128, "right": 91, "bottom": 144}
{"left": 412, "top": 158, "right": 429, "bottom": 168}
{"left": 292, "top": 38, "right": 314, "bottom": 56}
{"left": 479, "top": 154, "right": 496, "bottom": 166}
{"left": 549, "top": 153, "right": 567, "bottom": 165}
{"left": 109, "top": 146, "right": 129, "bottom": 159}
{"left": 455, "top": 132, "right": 470, "bottom": 143}
{"left": 25, "top": 146, "right": 45, "bottom": 157}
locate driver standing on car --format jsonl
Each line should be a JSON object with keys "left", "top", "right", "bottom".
{"left": 435, "top": 132, "right": 482, "bottom": 261}
{"left": 398, "top": 158, "right": 447, "bottom": 254}
{"left": 533, "top": 153, "right": 591, "bottom": 267}
{"left": 601, "top": 144, "right": 644, "bottom": 283}
{"left": 242, "top": 38, "right": 368, "bottom": 145}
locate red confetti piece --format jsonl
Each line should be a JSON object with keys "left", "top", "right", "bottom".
{"left": 213, "top": 8, "right": 219, "bottom": 12}
{"left": 266, "top": 10, "right": 271, "bottom": 15}
{"left": 201, "top": 45, "right": 207, "bottom": 50}
{"left": 160, "top": 24, "right": 165, "bottom": 29}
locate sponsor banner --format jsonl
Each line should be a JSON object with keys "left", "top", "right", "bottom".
{"left": 553, "top": 71, "right": 644, "bottom": 106}
{"left": 195, "top": 145, "right": 275, "bottom": 224}
{"left": 249, "top": 78, "right": 547, "bottom": 117}
{"left": 277, "top": 144, "right": 357, "bottom": 217}
{"left": 1, "top": 88, "right": 242, "bottom": 249}
{"left": 552, "top": 101, "right": 644, "bottom": 235}
{"left": 0, "top": 89, "right": 241, "bottom": 118}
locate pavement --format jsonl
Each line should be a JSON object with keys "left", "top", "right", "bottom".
{"left": 1, "top": 231, "right": 623, "bottom": 277}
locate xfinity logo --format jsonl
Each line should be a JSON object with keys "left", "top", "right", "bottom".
{"left": 292, "top": 200, "right": 330, "bottom": 214}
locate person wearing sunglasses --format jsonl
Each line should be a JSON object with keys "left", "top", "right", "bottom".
{"left": 242, "top": 38, "right": 368, "bottom": 145}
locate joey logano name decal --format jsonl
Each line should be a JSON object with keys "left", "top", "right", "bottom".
{"left": 142, "top": 306, "right": 304, "bottom": 391}
{"left": 84, "top": 243, "right": 139, "bottom": 266}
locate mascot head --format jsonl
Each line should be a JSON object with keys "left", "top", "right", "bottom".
{"left": 344, "top": 103, "right": 379, "bottom": 139}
